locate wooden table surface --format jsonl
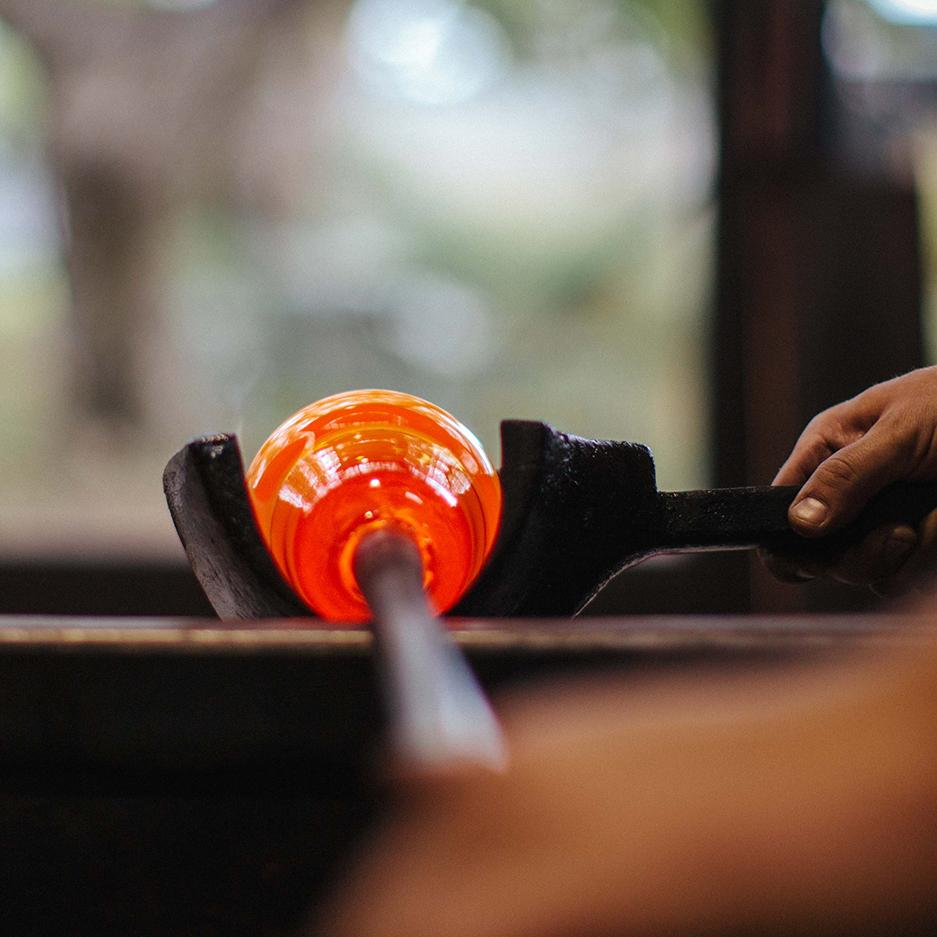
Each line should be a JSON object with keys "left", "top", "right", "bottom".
{"left": 0, "top": 613, "right": 926, "bottom": 781}
{"left": 0, "top": 613, "right": 928, "bottom": 937}
{"left": 0, "top": 611, "right": 927, "bottom": 650}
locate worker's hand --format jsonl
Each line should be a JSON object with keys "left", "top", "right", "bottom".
{"left": 765, "top": 367, "right": 937, "bottom": 594}
{"left": 310, "top": 660, "right": 937, "bottom": 937}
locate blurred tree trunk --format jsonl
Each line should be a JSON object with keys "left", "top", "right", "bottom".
{"left": 63, "top": 168, "right": 169, "bottom": 425}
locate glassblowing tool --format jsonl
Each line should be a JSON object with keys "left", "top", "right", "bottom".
{"left": 165, "top": 415, "right": 937, "bottom": 620}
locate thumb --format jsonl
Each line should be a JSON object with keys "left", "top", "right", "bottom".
{"left": 788, "top": 427, "right": 906, "bottom": 537}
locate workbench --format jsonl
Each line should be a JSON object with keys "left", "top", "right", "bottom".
{"left": 0, "top": 614, "right": 924, "bottom": 936}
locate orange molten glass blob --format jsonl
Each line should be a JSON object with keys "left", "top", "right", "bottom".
{"left": 245, "top": 390, "right": 502, "bottom": 622}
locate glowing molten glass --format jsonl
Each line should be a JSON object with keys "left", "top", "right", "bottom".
{"left": 246, "top": 390, "right": 502, "bottom": 622}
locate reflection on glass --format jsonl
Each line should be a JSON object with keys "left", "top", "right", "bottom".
{"left": 246, "top": 389, "right": 501, "bottom": 621}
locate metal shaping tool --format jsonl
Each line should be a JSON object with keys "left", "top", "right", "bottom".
{"left": 163, "top": 420, "right": 937, "bottom": 620}
{"left": 353, "top": 529, "right": 506, "bottom": 772}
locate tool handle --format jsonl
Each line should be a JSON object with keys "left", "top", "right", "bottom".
{"left": 659, "top": 482, "right": 937, "bottom": 556}
{"left": 354, "top": 530, "right": 506, "bottom": 774}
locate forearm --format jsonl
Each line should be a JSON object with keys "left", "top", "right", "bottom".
{"left": 316, "top": 633, "right": 937, "bottom": 937}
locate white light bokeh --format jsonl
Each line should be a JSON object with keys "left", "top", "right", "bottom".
{"left": 346, "top": 0, "right": 510, "bottom": 106}
{"left": 144, "top": 0, "right": 220, "bottom": 10}
{"left": 869, "top": 0, "right": 937, "bottom": 24}
{"left": 382, "top": 272, "right": 494, "bottom": 376}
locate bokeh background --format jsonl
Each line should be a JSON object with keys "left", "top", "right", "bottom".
{"left": 0, "top": 0, "right": 934, "bottom": 611}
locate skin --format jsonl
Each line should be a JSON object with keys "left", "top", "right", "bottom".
{"left": 312, "top": 652, "right": 937, "bottom": 937}
{"left": 309, "top": 369, "right": 937, "bottom": 936}
{"left": 766, "top": 366, "right": 937, "bottom": 593}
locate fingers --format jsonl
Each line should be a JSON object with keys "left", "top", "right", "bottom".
{"left": 758, "top": 548, "right": 819, "bottom": 584}
{"left": 767, "top": 370, "right": 937, "bottom": 587}
{"left": 787, "top": 422, "right": 912, "bottom": 537}
{"left": 773, "top": 432, "right": 836, "bottom": 488}
{"left": 832, "top": 525, "right": 918, "bottom": 586}
{"left": 773, "top": 401, "right": 868, "bottom": 489}
{"left": 760, "top": 523, "right": 918, "bottom": 587}
{"left": 872, "top": 510, "right": 937, "bottom": 597}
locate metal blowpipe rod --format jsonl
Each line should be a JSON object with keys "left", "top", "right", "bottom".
{"left": 353, "top": 529, "right": 506, "bottom": 773}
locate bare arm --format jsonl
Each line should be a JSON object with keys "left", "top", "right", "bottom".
{"left": 311, "top": 639, "right": 937, "bottom": 937}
